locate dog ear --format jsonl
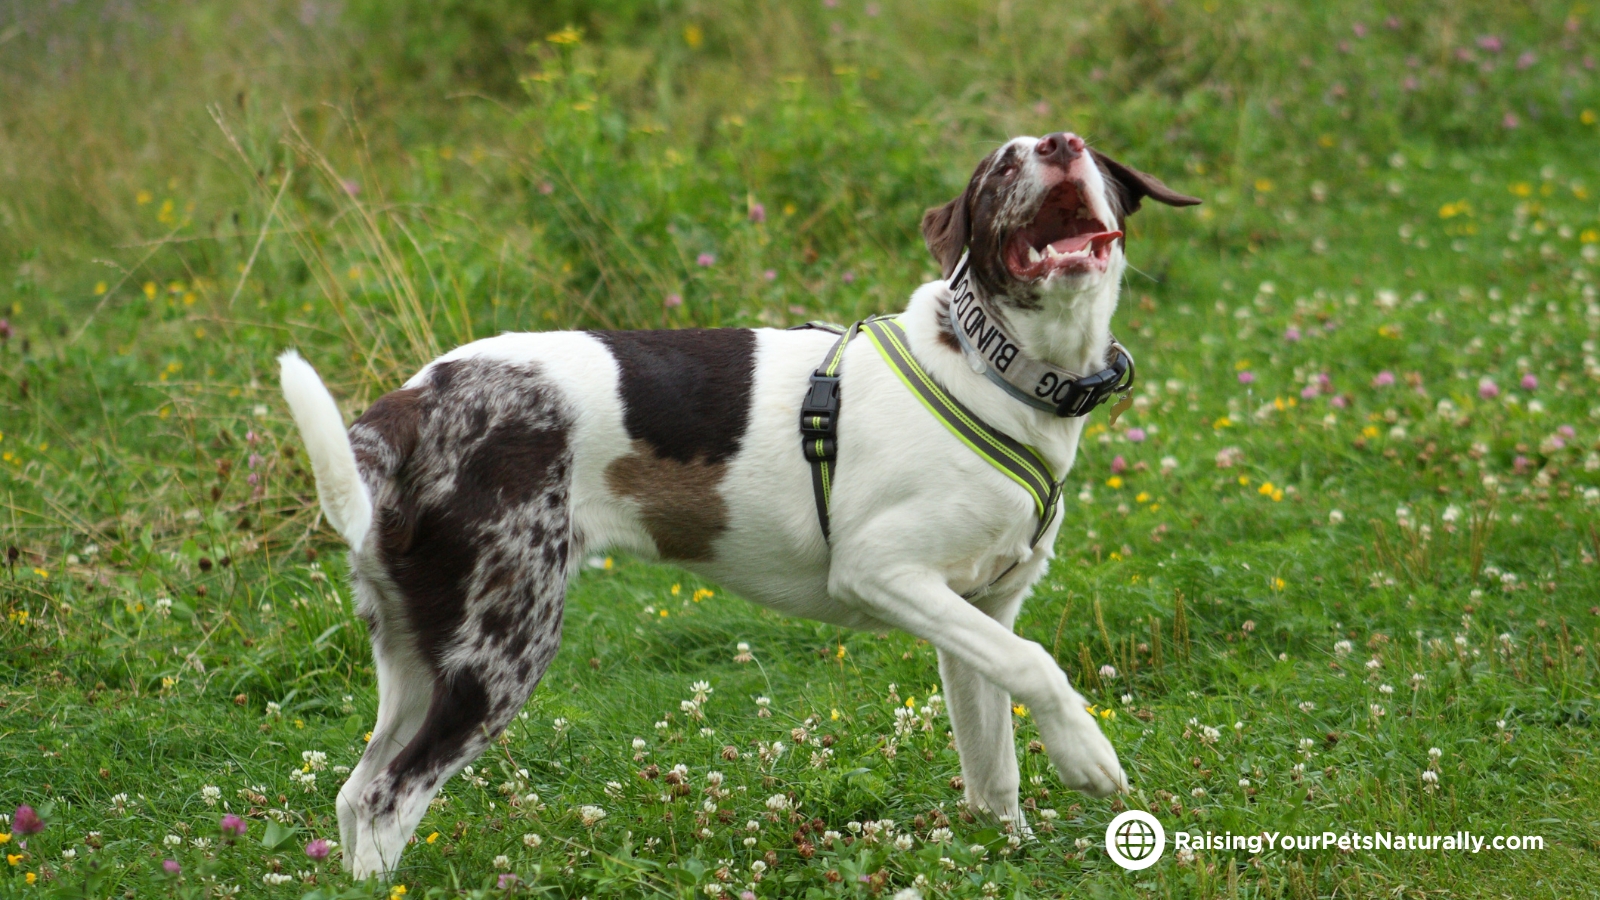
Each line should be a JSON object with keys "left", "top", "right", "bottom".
{"left": 920, "top": 185, "right": 972, "bottom": 280}
{"left": 1094, "top": 151, "right": 1202, "bottom": 217}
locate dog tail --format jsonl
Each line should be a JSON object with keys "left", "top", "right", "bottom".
{"left": 278, "top": 349, "right": 374, "bottom": 551}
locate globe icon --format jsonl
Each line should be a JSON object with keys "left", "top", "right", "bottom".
{"left": 1113, "top": 817, "right": 1159, "bottom": 862}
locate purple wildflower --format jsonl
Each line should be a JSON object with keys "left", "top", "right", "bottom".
{"left": 1300, "top": 384, "right": 1319, "bottom": 400}
{"left": 749, "top": 203, "right": 766, "bottom": 224}
{"left": 0, "top": 319, "right": 11, "bottom": 341}
{"left": 1330, "top": 395, "right": 1349, "bottom": 409}
{"left": 842, "top": 271, "right": 856, "bottom": 284}
{"left": 1520, "top": 373, "right": 1538, "bottom": 390}
{"left": 1126, "top": 428, "right": 1147, "bottom": 443}
{"left": 1478, "top": 377, "right": 1500, "bottom": 399}
{"left": 220, "top": 813, "right": 248, "bottom": 839}
{"left": 1238, "top": 371, "right": 1256, "bottom": 385}
{"left": 1502, "top": 112, "right": 1520, "bottom": 129}
{"left": 305, "top": 838, "right": 330, "bottom": 861}
{"left": 1559, "top": 425, "right": 1576, "bottom": 439}
{"left": 1385, "top": 16, "right": 1401, "bottom": 29}
{"left": 664, "top": 293, "right": 683, "bottom": 308}
{"left": 1513, "top": 455, "right": 1532, "bottom": 474}
{"left": 763, "top": 269, "right": 777, "bottom": 281}
{"left": 498, "top": 873, "right": 519, "bottom": 889}
{"left": 1111, "top": 455, "right": 1128, "bottom": 474}
{"left": 1351, "top": 22, "right": 1367, "bottom": 37}
{"left": 1476, "top": 35, "right": 1503, "bottom": 53}
{"left": 1516, "top": 51, "right": 1537, "bottom": 70}
{"left": 538, "top": 182, "right": 554, "bottom": 195}
{"left": 696, "top": 253, "right": 716, "bottom": 267}
{"left": 1284, "top": 326, "right": 1301, "bottom": 342}
{"left": 12, "top": 805, "right": 43, "bottom": 835}
{"left": 163, "top": 859, "right": 181, "bottom": 875}
{"left": 341, "top": 180, "right": 360, "bottom": 197}
{"left": 1371, "top": 371, "right": 1395, "bottom": 388}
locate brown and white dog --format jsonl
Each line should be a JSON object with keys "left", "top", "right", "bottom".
{"left": 280, "top": 131, "right": 1197, "bottom": 877}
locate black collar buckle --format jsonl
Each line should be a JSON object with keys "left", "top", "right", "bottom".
{"left": 1053, "top": 343, "right": 1135, "bottom": 418}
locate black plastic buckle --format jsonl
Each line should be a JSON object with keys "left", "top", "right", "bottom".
{"left": 799, "top": 373, "right": 841, "bottom": 461}
{"left": 1053, "top": 349, "right": 1132, "bottom": 418}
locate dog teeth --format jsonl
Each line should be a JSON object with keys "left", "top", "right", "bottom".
{"left": 1028, "top": 246, "right": 1044, "bottom": 264}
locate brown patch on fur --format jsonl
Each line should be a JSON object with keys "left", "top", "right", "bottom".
{"left": 604, "top": 440, "right": 730, "bottom": 561}
{"left": 350, "top": 387, "right": 423, "bottom": 474}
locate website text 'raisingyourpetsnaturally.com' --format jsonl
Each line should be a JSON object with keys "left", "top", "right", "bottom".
{"left": 1172, "top": 829, "right": 1546, "bottom": 855}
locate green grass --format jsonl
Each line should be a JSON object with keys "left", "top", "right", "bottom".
{"left": 3, "top": 0, "right": 1600, "bottom": 897}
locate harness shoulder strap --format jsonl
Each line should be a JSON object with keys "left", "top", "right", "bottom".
{"left": 798, "top": 322, "right": 860, "bottom": 542}
{"left": 861, "top": 316, "right": 1062, "bottom": 547}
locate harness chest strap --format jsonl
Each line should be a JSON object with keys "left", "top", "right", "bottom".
{"left": 861, "top": 316, "right": 1063, "bottom": 548}
{"left": 797, "top": 315, "right": 1062, "bottom": 548}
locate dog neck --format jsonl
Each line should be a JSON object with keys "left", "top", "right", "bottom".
{"left": 938, "top": 254, "right": 1123, "bottom": 411}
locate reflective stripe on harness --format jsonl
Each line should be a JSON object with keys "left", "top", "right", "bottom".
{"left": 795, "top": 315, "right": 1062, "bottom": 549}
{"left": 861, "top": 316, "right": 1063, "bottom": 548}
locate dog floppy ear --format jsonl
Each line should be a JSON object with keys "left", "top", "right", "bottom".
{"left": 921, "top": 184, "right": 972, "bottom": 280}
{"left": 1093, "top": 151, "right": 1202, "bottom": 218}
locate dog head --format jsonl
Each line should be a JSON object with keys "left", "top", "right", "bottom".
{"left": 921, "top": 133, "right": 1199, "bottom": 309}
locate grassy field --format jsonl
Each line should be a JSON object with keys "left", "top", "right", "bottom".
{"left": 3, "top": 1, "right": 1600, "bottom": 897}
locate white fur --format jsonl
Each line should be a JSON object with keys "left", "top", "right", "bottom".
{"left": 278, "top": 350, "right": 373, "bottom": 550}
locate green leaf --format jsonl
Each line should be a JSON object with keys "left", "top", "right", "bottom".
{"left": 262, "top": 819, "right": 300, "bottom": 851}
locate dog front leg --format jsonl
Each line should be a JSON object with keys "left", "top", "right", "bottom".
{"left": 938, "top": 648, "right": 1023, "bottom": 824}
{"left": 835, "top": 565, "right": 1126, "bottom": 797}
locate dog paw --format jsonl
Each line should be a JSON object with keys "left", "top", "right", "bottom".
{"left": 1046, "top": 707, "right": 1128, "bottom": 797}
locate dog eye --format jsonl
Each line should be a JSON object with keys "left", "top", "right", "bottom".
{"left": 994, "top": 161, "right": 1019, "bottom": 178}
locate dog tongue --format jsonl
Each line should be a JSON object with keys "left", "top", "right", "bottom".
{"left": 1049, "top": 230, "right": 1123, "bottom": 254}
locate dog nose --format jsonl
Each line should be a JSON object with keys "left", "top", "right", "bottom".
{"left": 1035, "top": 132, "right": 1085, "bottom": 165}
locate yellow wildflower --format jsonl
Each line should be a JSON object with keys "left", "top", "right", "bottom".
{"left": 545, "top": 26, "right": 581, "bottom": 44}
{"left": 1106, "top": 476, "right": 1124, "bottom": 489}
{"left": 1012, "top": 704, "right": 1028, "bottom": 718}
{"left": 426, "top": 832, "right": 440, "bottom": 844}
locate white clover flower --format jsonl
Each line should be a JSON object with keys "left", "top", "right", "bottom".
{"left": 164, "top": 834, "right": 182, "bottom": 847}
{"left": 523, "top": 833, "right": 542, "bottom": 848}
{"left": 578, "top": 805, "right": 606, "bottom": 827}
{"left": 1238, "top": 778, "right": 1251, "bottom": 788}
{"left": 691, "top": 681, "right": 713, "bottom": 701}
{"left": 1421, "top": 770, "right": 1439, "bottom": 784}
{"left": 1098, "top": 664, "right": 1117, "bottom": 679}
{"left": 1379, "top": 684, "right": 1394, "bottom": 695}
{"left": 154, "top": 597, "right": 173, "bottom": 617}
{"left": 764, "top": 794, "right": 791, "bottom": 812}
{"left": 1328, "top": 509, "right": 1345, "bottom": 525}
{"left": 895, "top": 834, "right": 915, "bottom": 851}
{"left": 201, "top": 785, "right": 221, "bottom": 806}
{"left": 1428, "top": 747, "right": 1442, "bottom": 761}
{"left": 892, "top": 889, "right": 922, "bottom": 900}
{"left": 1297, "top": 701, "right": 1316, "bottom": 713}
{"left": 1334, "top": 639, "right": 1353, "bottom": 656}
{"left": 633, "top": 738, "right": 647, "bottom": 751}
{"left": 1039, "top": 808, "right": 1058, "bottom": 821}
{"left": 1298, "top": 737, "right": 1315, "bottom": 753}
{"left": 552, "top": 717, "right": 569, "bottom": 733}
{"left": 1191, "top": 787, "right": 1206, "bottom": 798}
{"left": 493, "top": 854, "right": 510, "bottom": 868}
{"left": 1370, "top": 704, "right": 1387, "bottom": 717}
{"left": 302, "top": 750, "right": 327, "bottom": 771}
{"left": 262, "top": 873, "right": 293, "bottom": 886}
{"left": 1074, "top": 837, "right": 1092, "bottom": 850}
{"left": 929, "top": 827, "right": 953, "bottom": 843}
{"left": 1177, "top": 847, "right": 1196, "bottom": 864}
{"left": 742, "top": 836, "right": 757, "bottom": 848}
{"left": 265, "top": 701, "right": 282, "bottom": 717}
{"left": 61, "top": 848, "right": 75, "bottom": 860}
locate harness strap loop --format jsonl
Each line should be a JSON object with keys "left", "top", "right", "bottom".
{"left": 797, "top": 322, "right": 860, "bottom": 542}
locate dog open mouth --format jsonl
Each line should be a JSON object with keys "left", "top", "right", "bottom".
{"left": 1004, "top": 181, "right": 1122, "bottom": 280}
